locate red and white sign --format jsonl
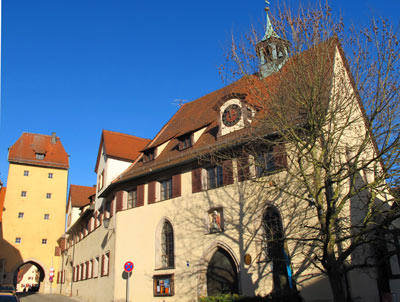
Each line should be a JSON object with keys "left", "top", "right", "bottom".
{"left": 124, "top": 261, "right": 134, "bottom": 273}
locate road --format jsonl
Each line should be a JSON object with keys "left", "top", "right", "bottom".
{"left": 18, "top": 293, "right": 84, "bottom": 302}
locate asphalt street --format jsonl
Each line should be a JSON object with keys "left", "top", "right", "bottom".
{"left": 18, "top": 293, "right": 84, "bottom": 302}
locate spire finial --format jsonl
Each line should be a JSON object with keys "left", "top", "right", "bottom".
{"left": 262, "top": 0, "right": 280, "bottom": 41}
{"left": 265, "top": 0, "right": 270, "bottom": 12}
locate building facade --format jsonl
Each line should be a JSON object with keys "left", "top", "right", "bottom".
{"left": 0, "top": 132, "right": 69, "bottom": 293}
{"left": 55, "top": 11, "right": 399, "bottom": 302}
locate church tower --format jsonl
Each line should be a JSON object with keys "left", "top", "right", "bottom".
{"left": 256, "top": 1, "right": 290, "bottom": 78}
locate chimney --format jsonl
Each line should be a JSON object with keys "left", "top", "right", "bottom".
{"left": 51, "top": 132, "right": 57, "bottom": 144}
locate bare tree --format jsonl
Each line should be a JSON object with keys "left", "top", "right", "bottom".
{"left": 210, "top": 2, "right": 400, "bottom": 301}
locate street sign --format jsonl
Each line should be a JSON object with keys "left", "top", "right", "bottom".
{"left": 124, "top": 261, "right": 134, "bottom": 273}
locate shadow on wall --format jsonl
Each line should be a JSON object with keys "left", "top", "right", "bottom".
{"left": 0, "top": 223, "right": 24, "bottom": 284}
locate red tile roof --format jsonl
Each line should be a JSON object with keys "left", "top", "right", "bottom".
{"left": 8, "top": 133, "right": 69, "bottom": 169}
{"left": 102, "top": 37, "right": 340, "bottom": 190}
{"left": 94, "top": 130, "right": 150, "bottom": 173}
{"left": 67, "top": 185, "right": 96, "bottom": 210}
{"left": 0, "top": 187, "right": 6, "bottom": 223}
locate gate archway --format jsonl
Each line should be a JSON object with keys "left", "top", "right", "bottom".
{"left": 13, "top": 261, "right": 45, "bottom": 292}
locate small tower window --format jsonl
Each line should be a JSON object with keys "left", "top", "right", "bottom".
{"left": 15, "top": 237, "right": 21, "bottom": 244}
{"left": 178, "top": 133, "right": 193, "bottom": 150}
{"left": 36, "top": 153, "right": 45, "bottom": 160}
{"left": 143, "top": 148, "right": 156, "bottom": 162}
{"left": 23, "top": 170, "right": 29, "bottom": 176}
{"left": 18, "top": 212, "right": 24, "bottom": 219}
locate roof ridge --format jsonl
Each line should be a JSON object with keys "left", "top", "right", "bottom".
{"left": 102, "top": 129, "right": 150, "bottom": 141}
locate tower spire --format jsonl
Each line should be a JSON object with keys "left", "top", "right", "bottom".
{"left": 262, "top": 0, "right": 280, "bottom": 41}
{"left": 256, "top": 0, "right": 290, "bottom": 78}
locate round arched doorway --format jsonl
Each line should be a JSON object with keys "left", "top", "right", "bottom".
{"left": 206, "top": 247, "right": 239, "bottom": 296}
{"left": 14, "top": 261, "right": 45, "bottom": 292}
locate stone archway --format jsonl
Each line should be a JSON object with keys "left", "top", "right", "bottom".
{"left": 197, "top": 242, "right": 239, "bottom": 298}
{"left": 206, "top": 247, "right": 239, "bottom": 296}
{"left": 13, "top": 260, "right": 45, "bottom": 293}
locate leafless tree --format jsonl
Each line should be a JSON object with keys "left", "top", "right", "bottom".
{"left": 209, "top": 2, "right": 400, "bottom": 301}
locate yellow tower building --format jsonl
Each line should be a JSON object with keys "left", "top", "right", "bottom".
{"left": 0, "top": 132, "right": 69, "bottom": 293}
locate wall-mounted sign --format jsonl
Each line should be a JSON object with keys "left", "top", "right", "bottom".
{"left": 244, "top": 254, "right": 252, "bottom": 265}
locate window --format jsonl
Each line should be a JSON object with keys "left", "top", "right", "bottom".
{"left": 98, "top": 171, "right": 105, "bottom": 191}
{"left": 46, "top": 193, "right": 52, "bottom": 199}
{"left": 15, "top": 237, "right": 21, "bottom": 244}
{"left": 153, "top": 274, "right": 174, "bottom": 296}
{"left": 48, "top": 173, "right": 53, "bottom": 179}
{"left": 88, "top": 260, "right": 93, "bottom": 279}
{"left": 255, "top": 150, "right": 275, "bottom": 177}
{"left": 255, "top": 144, "right": 287, "bottom": 177}
{"left": 161, "top": 221, "right": 174, "bottom": 268}
{"left": 160, "top": 178, "right": 172, "bottom": 201}
{"left": 18, "top": 212, "right": 24, "bottom": 219}
{"left": 23, "top": 170, "right": 29, "bottom": 176}
{"left": 105, "top": 200, "right": 111, "bottom": 218}
{"left": 143, "top": 148, "right": 156, "bottom": 162}
{"left": 35, "top": 153, "right": 45, "bottom": 160}
{"left": 101, "top": 252, "right": 110, "bottom": 276}
{"left": 178, "top": 133, "right": 192, "bottom": 150}
{"left": 42, "top": 239, "right": 47, "bottom": 244}
{"left": 93, "top": 257, "right": 99, "bottom": 278}
{"left": 44, "top": 214, "right": 50, "bottom": 220}
{"left": 206, "top": 166, "right": 223, "bottom": 190}
{"left": 127, "top": 189, "right": 137, "bottom": 208}
{"left": 21, "top": 191, "right": 27, "bottom": 197}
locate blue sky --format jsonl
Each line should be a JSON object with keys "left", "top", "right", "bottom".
{"left": 1, "top": 0, "right": 399, "bottom": 188}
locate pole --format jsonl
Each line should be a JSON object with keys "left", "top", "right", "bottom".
{"left": 126, "top": 274, "right": 130, "bottom": 302}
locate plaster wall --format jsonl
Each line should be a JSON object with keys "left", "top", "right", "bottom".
{"left": 1, "top": 163, "right": 68, "bottom": 292}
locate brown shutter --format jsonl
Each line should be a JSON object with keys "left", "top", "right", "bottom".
{"left": 101, "top": 255, "right": 105, "bottom": 276}
{"left": 238, "top": 156, "right": 250, "bottom": 182}
{"left": 148, "top": 181, "right": 156, "bottom": 204}
{"left": 172, "top": 174, "right": 181, "bottom": 198}
{"left": 222, "top": 160, "right": 234, "bottom": 185}
{"left": 137, "top": 184, "right": 144, "bottom": 206}
{"left": 55, "top": 246, "right": 61, "bottom": 256}
{"left": 274, "top": 143, "right": 288, "bottom": 169}
{"left": 116, "top": 191, "right": 124, "bottom": 212}
{"left": 86, "top": 261, "right": 89, "bottom": 279}
{"left": 94, "top": 212, "right": 98, "bottom": 228}
{"left": 192, "top": 168, "right": 202, "bottom": 193}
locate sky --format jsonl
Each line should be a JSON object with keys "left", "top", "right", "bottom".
{"left": 1, "top": 0, "right": 399, "bottom": 189}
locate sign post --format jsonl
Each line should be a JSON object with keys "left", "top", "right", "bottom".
{"left": 124, "top": 261, "right": 134, "bottom": 302}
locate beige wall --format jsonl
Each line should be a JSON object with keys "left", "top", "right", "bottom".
{"left": 1, "top": 163, "right": 68, "bottom": 292}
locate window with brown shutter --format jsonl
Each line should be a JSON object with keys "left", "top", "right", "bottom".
{"left": 273, "top": 143, "right": 288, "bottom": 169}
{"left": 101, "top": 255, "right": 105, "bottom": 276}
{"left": 222, "top": 160, "right": 234, "bottom": 185}
{"left": 172, "top": 174, "right": 181, "bottom": 198}
{"left": 192, "top": 168, "right": 202, "bottom": 193}
{"left": 160, "top": 178, "right": 172, "bottom": 200}
{"left": 237, "top": 156, "right": 250, "bottom": 182}
{"left": 148, "top": 181, "right": 156, "bottom": 204}
{"left": 137, "top": 185, "right": 144, "bottom": 206}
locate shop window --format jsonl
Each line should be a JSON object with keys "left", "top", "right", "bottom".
{"left": 153, "top": 274, "right": 174, "bottom": 296}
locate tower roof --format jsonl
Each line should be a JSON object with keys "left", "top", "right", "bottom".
{"left": 8, "top": 132, "right": 69, "bottom": 169}
{"left": 262, "top": 12, "right": 280, "bottom": 41}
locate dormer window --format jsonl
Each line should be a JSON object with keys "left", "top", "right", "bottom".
{"left": 178, "top": 133, "right": 193, "bottom": 150}
{"left": 36, "top": 153, "right": 45, "bottom": 160}
{"left": 143, "top": 148, "right": 156, "bottom": 163}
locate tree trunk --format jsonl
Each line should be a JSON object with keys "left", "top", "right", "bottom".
{"left": 327, "top": 269, "right": 347, "bottom": 302}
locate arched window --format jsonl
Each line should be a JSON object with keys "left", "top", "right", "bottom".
{"left": 161, "top": 221, "right": 174, "bottom": 268}
{"left": 206, "top": 247, "right": 238, "bottom": 296}
{"left": 263, "top": 206, "right": 292, "bottom": 293}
